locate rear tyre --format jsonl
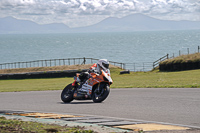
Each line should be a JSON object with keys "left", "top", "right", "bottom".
{"left": 61, "top": 84, "right": 74, "bottom": 103}
{"left": 92, "top": 84, "right": 110, "bottom": 103}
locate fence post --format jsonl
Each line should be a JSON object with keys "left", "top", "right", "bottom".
{"left": 167, "top": 54, "right": 169, "bottom": 59}
{"left": 187, "top": 48, "right": 189, "bottom": 54}
{"left": 123, "top": 63, "right": 126, "bottom": 70}
{"left": 143, "top": 63, "right": 145, "bottom": 71}
{"left": 198, "top": 46, "right": 200, "bottom": 53}
{"left": 134, "top": 63, "right": 135, "bottom": 72}
{"left": 83, "top": 57, "right": 86, "bottom": 64}
{"left": 54, "top": 59, "right": 56, "bottom": 66}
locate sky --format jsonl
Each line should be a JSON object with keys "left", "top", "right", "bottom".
{"left": 0, "top": 0, "right": 200, "bottom": 28}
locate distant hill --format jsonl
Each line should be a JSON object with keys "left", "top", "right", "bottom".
{"left": 74, "top": 13, "right": 200, "bottom": 32}
{"left": 1, "top": 14, "right": 200, "bottom": 34}
{"left": 0, "top": 17, "right": 71, "bottom": 34}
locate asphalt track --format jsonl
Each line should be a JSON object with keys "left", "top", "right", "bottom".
{"left": 0, "top": 88, "right": 200, "bottom": 128}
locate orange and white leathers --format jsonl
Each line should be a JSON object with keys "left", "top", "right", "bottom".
{"left": 75, "top": 63, "right": 100, "bottom": 83}
{"left": 89, "top": 63, "right": 101, "bottom": 74}
{"left": 76, "top": 68, "right": 113, "bottom": 96}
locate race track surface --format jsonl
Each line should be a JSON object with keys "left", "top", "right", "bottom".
{"left": 0, "top": 88, "right": 200, "bottom": 128}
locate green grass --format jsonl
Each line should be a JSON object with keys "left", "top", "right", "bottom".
{"left": 0, "top": 77, "right": 74, "bottom": 92}
{"left": 0, "top": 68, "right": 200, "bottom": 92}
{"left": 0, "top": 116, "right": 93, "bottom": 133}
{"left": 111, "top": 68, "right": 200, "bottom": 88}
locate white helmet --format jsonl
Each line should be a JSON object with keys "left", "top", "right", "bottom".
{"left": 98, "top": 59, "right": 109, "bottom": 70}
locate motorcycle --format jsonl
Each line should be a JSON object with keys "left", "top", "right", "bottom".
{"left": 61, "top": 69, "right": 113, "bottom": 103}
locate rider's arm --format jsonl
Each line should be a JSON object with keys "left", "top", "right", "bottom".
{"left": 89, "top": 64, "right": 102, "bottom": 75}
{"left": 88, "top": 63, "right": 97, "bottom": 73}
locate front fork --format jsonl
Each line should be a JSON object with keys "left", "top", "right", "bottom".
{"left": 94, "top": 83, "right": 108, "bottom": 96}
{"left": 96, "top": 83, "right": 101, "bottom": 93}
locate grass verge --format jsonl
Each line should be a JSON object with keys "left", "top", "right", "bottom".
{"left": 111, "top": 68, "right": 200, "bottom": 88}
{"left": 0, "top": 116, "right": 93, "bottom": 133}
{"left": 0, "top": 68, "right": 200, "bottom": 92}
{"left": 161, "top": 53, "right": 200, "bottom": 64}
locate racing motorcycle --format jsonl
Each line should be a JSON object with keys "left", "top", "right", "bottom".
{"left": 61, "top": 69, "right": 113, "bottom": 103}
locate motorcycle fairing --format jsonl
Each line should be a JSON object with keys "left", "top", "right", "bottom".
{"left": 81, "top": 82, "right": 92, "bottom": 95}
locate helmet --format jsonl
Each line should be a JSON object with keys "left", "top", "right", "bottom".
{"left": 97, "top": 59, "right": 109, "bottom": 70}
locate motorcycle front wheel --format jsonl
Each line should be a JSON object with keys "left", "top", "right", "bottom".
{"left": 61, "top": 83, "right": 74, "bottom": 103}
{"left": 92, "top": 84, "right": 110, "bottom": 103}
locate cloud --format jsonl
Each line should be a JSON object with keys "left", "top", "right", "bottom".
{"left": 147, "top": 0, "right": 200, "bottom": 21}
{"left": 0, "top": 0, "right": 144, "bottom": 16}
{"left": 0, "top": 0, "right": 199, "bottom": 27}
{"left": 149, "top": 0, "right": 194, "bottom": 14}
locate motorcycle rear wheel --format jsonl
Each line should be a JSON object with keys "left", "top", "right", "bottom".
{"left": 92, "top": 84, "right": 110, "bottom": 103}
{"left": 61, "top": 83, "right": 74, "bottom": 103}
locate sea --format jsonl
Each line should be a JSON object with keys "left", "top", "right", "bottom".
{"left": 1, "top": 30, "right": 200, "bottom": 67}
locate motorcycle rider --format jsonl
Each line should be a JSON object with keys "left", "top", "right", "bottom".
{"left": 76, "top": 59, "right": 109, "bottom": 93}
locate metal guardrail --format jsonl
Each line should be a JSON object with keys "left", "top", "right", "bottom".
{"left": 153, "top": 54, "right": 169, "bottom": 69}
{"left": 0, "top": 57, "right": 126, "bottom": 70}
{"left": 123, "top": 62, "right": 154, "bottom": 72}
{"left": 0, "top": 52, "right": 181, "bottom": 72}
{"left": 0, "top": 57, "right": 155, "bottom": 72}
{"left": 0, "top": 58, "right": 85, "bottom": 69}
{"left": 0, "top": 55, "right": 174, "bottom": 72}
{"left": 152, "top": 46, "right": 200, "bottom": 69}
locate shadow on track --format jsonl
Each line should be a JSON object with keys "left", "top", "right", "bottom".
{"left": 59, "top": 101, "right": 96, "bottom": 104}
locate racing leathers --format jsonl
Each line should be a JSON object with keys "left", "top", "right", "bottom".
{"left": 77, "top": 63, "right": 101, "bottom": 93}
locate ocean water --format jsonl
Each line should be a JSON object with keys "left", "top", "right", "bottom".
{"left": 0, "top": 30, "right": 200, "bottom": 65}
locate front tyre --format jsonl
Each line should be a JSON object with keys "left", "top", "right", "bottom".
{"left": 92, "top": 84, "right": 110, "bottom": 103}
{"left": 61, "top": 83, "right": 74, "bottom": 103}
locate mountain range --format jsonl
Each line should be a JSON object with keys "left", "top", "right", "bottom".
{"left": 1, "top": 14, "right": 200, "bottom": 34}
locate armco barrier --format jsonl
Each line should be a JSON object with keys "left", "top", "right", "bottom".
{"left": 0, "top": 69, "right": 87, "bottom": 79}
